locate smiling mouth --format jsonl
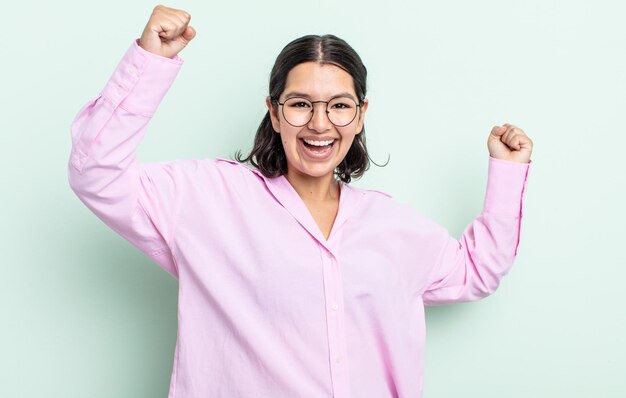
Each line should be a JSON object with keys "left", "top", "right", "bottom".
{"left": 302, "top": 139, "right": 336, "bottom": 152}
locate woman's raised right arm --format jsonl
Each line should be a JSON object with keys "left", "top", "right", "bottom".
{"left": 67, "top": 6, "right": 196, "bottom": 278}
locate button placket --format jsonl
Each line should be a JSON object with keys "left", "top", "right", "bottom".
{"left": 320, "top": 246, "right": 351, "bottom": 397}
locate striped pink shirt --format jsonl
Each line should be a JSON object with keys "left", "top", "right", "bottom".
{"left": 68, "top": 39, "right": 531, "bottom": 398}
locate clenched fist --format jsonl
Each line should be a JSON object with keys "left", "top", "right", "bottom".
{"left": 139, "top": 5, "right": 196, "bottom": 59}
{"left": 488, "top": 123, "right": 533, "bottom": 163}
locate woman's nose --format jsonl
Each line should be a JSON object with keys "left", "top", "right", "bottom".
{"left": 307, "top": 102, "right": 332, "bottom": 132}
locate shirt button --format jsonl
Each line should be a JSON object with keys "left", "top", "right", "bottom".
{"left": 128, "top": 66, "right": 137, "bottom": 76}
{"left": 334, "top": 356, "right": 342, "bottom": 363}
{"left": 116, "top": 85, "right": 124, "bottom": 95}
{"left": 331, "top": 303, "right": 339, "bottom": 311}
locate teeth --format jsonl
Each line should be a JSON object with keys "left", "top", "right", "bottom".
{"left": 303, "top": 139, "right": 335, "bottom": 146}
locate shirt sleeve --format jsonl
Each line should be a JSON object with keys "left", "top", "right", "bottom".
{"left": 67, "top": 39, "right": 185, "bottom": 278}
{"left": 422, "top": 156, "right": 531, "bottom": 305}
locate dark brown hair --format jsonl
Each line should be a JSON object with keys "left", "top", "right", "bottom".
{"left": 236, "top": 34, "right": 371, "bottom": 183}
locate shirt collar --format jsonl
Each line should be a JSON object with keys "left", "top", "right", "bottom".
{"left": 215, "top": 157, "right": 363, "bottom": 250}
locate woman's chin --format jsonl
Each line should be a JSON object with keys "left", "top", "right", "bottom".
{"left": 288, "top": 162, "right": 337, "bottom": 181}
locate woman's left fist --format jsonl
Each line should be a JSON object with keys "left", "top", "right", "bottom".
{"left": 488, "top": 123, "right": 533, "bottom": 163}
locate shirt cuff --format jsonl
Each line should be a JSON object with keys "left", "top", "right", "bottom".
{"left": 101, "top": 38, "right": 184, "bottom": 117}
{"left": 482, "top": 156, "right": 531, "bottom": 217}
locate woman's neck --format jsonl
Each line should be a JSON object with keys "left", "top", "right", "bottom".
{"left": 285, "top": 171, "right": 340, "bottom": 202}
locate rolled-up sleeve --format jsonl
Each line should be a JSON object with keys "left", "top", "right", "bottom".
{"left": 422, "top": 156, "right": 531, "bottom": 305}
{"left": 68, "top": 39, "right": 184, "bottom": 278}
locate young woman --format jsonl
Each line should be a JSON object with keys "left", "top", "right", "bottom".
{"left": 68, "top": 5, "right": 533, "bottom": 398}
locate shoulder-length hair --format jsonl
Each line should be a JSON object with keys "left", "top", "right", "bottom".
{"left": 236, "top": 34, "right": 370, "bottom": 183}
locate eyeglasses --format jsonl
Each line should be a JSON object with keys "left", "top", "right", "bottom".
{"left": 275, "top": 96, "right": 363, "bottom": 127}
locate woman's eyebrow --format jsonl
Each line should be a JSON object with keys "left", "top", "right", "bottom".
{"left": 282, "top": 91, "right": 357, "bottom": 101}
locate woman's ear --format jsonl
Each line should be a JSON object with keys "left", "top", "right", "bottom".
{"left": 356, "top": 98, "right": 369, "bottom": 134}
{"left": 266, "top": 96, "right": 281, "bottom": 133}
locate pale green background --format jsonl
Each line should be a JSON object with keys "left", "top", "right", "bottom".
{"left": 2, "top": 0, "right": 624, "bottom": 397}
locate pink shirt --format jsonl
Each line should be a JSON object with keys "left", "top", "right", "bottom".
{"left": 68, "top": 39, "right": 531, "bottom": 398}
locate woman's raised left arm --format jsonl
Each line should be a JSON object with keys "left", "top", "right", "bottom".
{"left": 422, "top": 124, "right": 533, "bottom": 305}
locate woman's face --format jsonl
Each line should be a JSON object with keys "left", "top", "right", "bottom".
{"left": 267, "top": 61, "right": 368, "bottom": 183}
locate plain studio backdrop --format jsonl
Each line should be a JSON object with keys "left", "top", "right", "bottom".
{"left": 1, "top": 0, "right": 624, "bottom": 396}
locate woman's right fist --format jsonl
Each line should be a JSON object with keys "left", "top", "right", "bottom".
{"left": 139, "top": 5, "right": 196, "bottom": 59}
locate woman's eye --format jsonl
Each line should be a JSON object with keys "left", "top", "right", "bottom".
{"left": 332, "top": 102, "right": 352, "bottom": 109}
{"left": 288, "top": 100, "right": 310, "bottom": 108}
